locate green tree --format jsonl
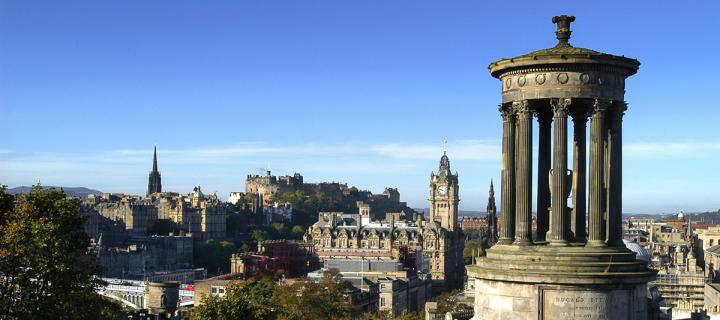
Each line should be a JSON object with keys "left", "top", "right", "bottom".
{"left": 195, "top": 239, "right": 237, "bottom": 275}
{"left": 272, "top": 270, "right": 356, "bottom": 320}
{"left": 429, "top": 290, "right": 472, "bottom": 315}
{"left": 271, "top": 223, "right": 287, "bottom": 238}
{"left": 307, "top": 191, "right": 334, "bottom": 212}
{"left": 358, "top": 311, "right": 420, "bottom": 320}
{"left": 242, "top": 192, "right": 258, "bottom": 206}
{"left": 252, "top": 229, "right": 270, "bottom": 243}
{"left": 290, "top": 225, "right": 305, "bottom": 239}
{"left": 463, "top": 238, "right": 486, "bottom": 264}
{"left": 0, "top": 185, "right": 124, "bottom": 319}
{"left": 348, "top": 186, "right": 359, "bottom": 195}
{"left": 190, "top": 269, "right": 386, "bottom": 320}
{"left": 192, "top": 279, "right": 276, "bottom": 320}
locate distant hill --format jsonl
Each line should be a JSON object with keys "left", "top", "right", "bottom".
{"left": 686, "top": 211, "right": 720, "bottom": 224}
{"left": 7, "top": 186, "right": 103, "bottom": 198}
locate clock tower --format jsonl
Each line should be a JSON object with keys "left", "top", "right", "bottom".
{"left": 429, "top": 151, "right": 459, "bottom": 231}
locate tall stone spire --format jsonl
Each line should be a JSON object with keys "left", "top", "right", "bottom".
{"left": 487, "top": 179, "right": 496, "bottom": 212}
{"left": 486, "top": 179, "right": 498, "bottom": 244}
{"left": 152, "top": 146, "right": 158, "bottom": 171}
{"left": 147, "top": 146, "right": 162, "bottom": 196}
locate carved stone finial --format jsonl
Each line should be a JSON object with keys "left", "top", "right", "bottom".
{"left": 552, "top": 15, "right": 576, "bottom": 47}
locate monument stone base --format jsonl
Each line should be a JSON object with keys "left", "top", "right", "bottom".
{"left": 466, "top": 244, "right": 656, "bottom": 320}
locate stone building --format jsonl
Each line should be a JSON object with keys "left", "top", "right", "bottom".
{"left": 230, "top": 240, "right": 319, "bottom": 278}
{"left": 264, "top": 201, "right": 293, "bottom": 224}
{"left": 83, "top": 149, "right": 227, "bottom": 241}
{"left": 306, "top": 153, "right": 465, "bottom": 293}
{"left": 654, "top": 268, "right": 705, "bottom": 316}
{"left": 193, "top": 276, "right": 237, "bottom": 307}
{"left": 383, "top": 188, "right": 400, "bottom": 203}
{"left": 245, "top": 171, "right": 303, "bottom": 204}
{"left": 698, "top": 226, "right": 720, "bottom": 264}
{"left": 97, "top": 234, "right": 193, "bottom": 279}
{"left": 467, "top": 16, "right": 656, "bottom": 319}
{"left": 306, "top": 259, "right": 432, "bottom": 316}
{"left": 87, "top": 196, "right": 158, "bottom": 235}
{"left": 156, "top": 186, "right": 227, "bottom": 240}
{"left": 460, "top": 217, "right": 487, "bottom": 232}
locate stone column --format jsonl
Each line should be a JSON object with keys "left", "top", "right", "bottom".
{"left": 549, "top": 98, "right": 571, "bottom": 246}
{"left": 535, "top": 107, "right": 552, "bottom": 242}
{"left": 587, "top": 99, "right": 608, "bottom": 246}
{"left": 513, "top": 100, "right": 533, "bottom": 246}
{"left": 571, "top": 105, "right": 589, "bottom": 243}
{"left": 606, "top": 101, "right": 627, "bottom": 247}
{"left": 498, "top": 104, "right": 516, "bottom": 245}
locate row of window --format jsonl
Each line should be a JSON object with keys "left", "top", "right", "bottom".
{"left": 211, "top": 286, "right": 226, "bottom": 297}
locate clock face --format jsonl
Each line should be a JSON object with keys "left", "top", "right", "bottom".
{"left": 438, "top": 185, "right": 447, "bottom": 195}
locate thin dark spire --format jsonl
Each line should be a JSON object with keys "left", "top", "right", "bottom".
{"left": 488, "top": 180, "right": 496, "bottom": 207}
{"left": 147, "top": 146, "right": 162, "bottom": 196}
{"left": 152, "top": 146, "right": 158, "bottom": 172}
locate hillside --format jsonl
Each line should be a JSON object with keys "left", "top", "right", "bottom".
{"left": 7, "top": 186, "right": 103, "bottom": 198}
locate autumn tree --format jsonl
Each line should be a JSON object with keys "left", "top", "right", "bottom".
{"left": 0, "top": 185, "right": 124, "bottom": 319}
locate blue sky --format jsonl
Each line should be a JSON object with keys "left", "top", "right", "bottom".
{"left": 1, "top": 1, "right": 719, "bottom": 213}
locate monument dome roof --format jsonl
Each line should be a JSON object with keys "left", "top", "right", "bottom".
{"left": 488, "top": 15, "right": 639, "bottom": 78}
{"left": 192, "top": 186, "right": 205, "bottom": 199}
{"left": 623, "top": 239, "right": 651, "bottom": 262}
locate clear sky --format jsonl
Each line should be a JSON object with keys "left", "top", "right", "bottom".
{"left": 1, "top": 1, "right": 719, "bottom": 214}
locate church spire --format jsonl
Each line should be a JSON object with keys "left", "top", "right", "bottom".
{"left": 147, "top": 146, "right": 162, "bottom": 196}
{"left": 152, "top": 146, "right": 158, "bottom": 171}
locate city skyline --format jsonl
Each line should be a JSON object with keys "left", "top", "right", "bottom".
{"left": 2, "top": 1, "right": 720, "bottom": 213}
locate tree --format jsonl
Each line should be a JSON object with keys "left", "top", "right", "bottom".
{"left": 241, "top": 193, "right": 258, "bottom": 207}
{"left": 271, "top": 223, "right": 287, "bottom": 238}
{"left": 272, "top": 276, "right": 356, "bottom": 320}
{"left": 195, "top": 239, "right": 237, "bottom": 275}
{"left": 252, "top": 229, "right": 270, "bottom": 243}
{"left": 463, "top": 238, "right": 486, "bottom": 264}
{"left": 192, "top": 279, "right": 276, "bottom": 320}
{"left": 290, "top": 225, "right": 305, "bottom": 239}
{"left": 0, "top": 185, "right": 124, "bottom": 319}
{"left": 358, "top": 311, "right": 420, "bottom": 320}
{"left": 429, "top": 290, "right": 472, "bottom": 315}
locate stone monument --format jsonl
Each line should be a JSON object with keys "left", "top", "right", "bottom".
{"left": 144, "top": 281, "right": 179, "bottom": 317}
{"left": 466, "top": 15, "right": 657, "bottom": 319}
